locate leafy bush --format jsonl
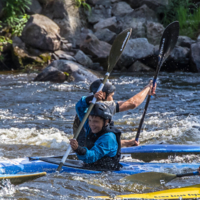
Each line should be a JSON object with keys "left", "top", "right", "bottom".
{"left": 0, "top": 0, "right": 31, "bottom": 62}
{"left": 2, "top": 0, "right": 31, "bottom": 36}
{"left": 75, "top": 0, "right": 91, "bottom": 11}
{"left": 158, "top": 0, "right": 200, "bottom": 39}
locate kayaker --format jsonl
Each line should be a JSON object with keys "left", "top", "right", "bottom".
{"left": 70, "top": 102, "right": 122, "bottom": 171}
{"left": 73, "top": 79, "right": 156, "bottom": 147}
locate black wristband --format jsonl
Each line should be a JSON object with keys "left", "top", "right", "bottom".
{"left": 116, "top": 102, "right": 119, "bottom": 113}
{"left": 75, "top": 145, "right": 87, "bottom": 155}
{"left": 85, "top": 95, "right": 94, "bottom": 105}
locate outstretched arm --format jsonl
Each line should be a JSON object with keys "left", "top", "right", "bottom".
{"left": 118, "top": 81, "right": 156, "bottom": 112}
{"left": 121, "top": 139, "right": 139, "bottom": 147}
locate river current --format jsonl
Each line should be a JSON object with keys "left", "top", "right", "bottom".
{"left": 0, "top": 71, "right": 199, "bottom": 199}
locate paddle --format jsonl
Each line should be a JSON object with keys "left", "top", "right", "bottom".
{"left": 121, "top": 170, "right": 199, "bottom": 186}
{"left": 134, "top": 21, "right": 179, "bottom": 143}
{"left": 56, "top": 28, "right": 132, "bottom": 172}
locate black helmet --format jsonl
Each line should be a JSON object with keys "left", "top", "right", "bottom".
{"left": 90, "top": 79, "right": 116, "bottom": 95}
{"left": 90, "top": 103, "right": 112, "bottom": 120}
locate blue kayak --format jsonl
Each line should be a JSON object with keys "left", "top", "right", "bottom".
{"left": 121, "top": 144, "right": 200, "bottom": 161}
{"left": 0, "top": 156, "right": 199, "bottom": 175}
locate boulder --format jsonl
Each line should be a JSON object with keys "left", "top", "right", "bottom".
{"left": 112, "top": 1, "right": 133, "bottom": 16}
{"left": 120, "top": 18, "right": 146, "bottom": 39}
{"left": 87, "top": 5, "right": 111, "bottom": 24}
{"left": 94, "top": 17, "right": 119, "bottom": 32}
{"left": 22, "top": 14, "right": 61, "bottom": 51}
{"left": 197, "top": 35, "right": 200, "bottom": 41}
{"left": 80, "top": 33, "right": 111, "bottom": 68}
{"left": 74, "top": 50, "right": 93, "bottom": 67}
{"left": 117, "top": 38, "right": 154, "bottom": 69}
{"left": 141, "top": 0, "right": 168, "bottom": 11}
{"left": 87, "top": 0, "right": 111, "bottom": 6}
{"left": 190, "top": 42, "right": 200, "bottom": 72}
{"left": 119, "top": 4, "right": 158, "bottom": 23}
{"left": 54, "top": 50, "right": 76, "bottom": 61}
{"left": 165, "top": 46, "right": 190, "bottom": 72}
{"left": 128, "top": 60, "right": 154, "bottom": 72}
{"left": 125, "top": 0, "right": 168, "bottom": 10}
{"left": 146, "top": 21, "right": 164, "bottom": 45}
{"left": 12, "top": 36, "right": 44, "bottom": 69}
{"left": 177, "top": 36, "right": 196, "bottom": 48}
{"left": 94, "top": 28, "right": 116, "bottom": 44}
{"left": 26, "top": 0, "right": 42, "bottom": 14}
{"left": 34, "top": 60, "right": 98, "bottom": 82}
{"left": 42, "top": 0, "right": 88, "bottom": 47}
{"left": 34, "top": 67, "right": 68, "bottom": 83}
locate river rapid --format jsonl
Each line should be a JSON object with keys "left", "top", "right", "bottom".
{"left": 0, "top": 71, "right": 200, "bottom": 199}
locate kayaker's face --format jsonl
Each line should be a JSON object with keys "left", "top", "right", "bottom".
{"left": 104, "top": 92, "right": 114, "bottom": 101}
{"left": 89, "top": 116, "right": 108, "bottom": 133}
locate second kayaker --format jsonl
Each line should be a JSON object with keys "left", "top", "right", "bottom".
{"left": 73, "top": 79, "right": 156, "bottom": 147}
{"left": 70, "top": 102, "right": 122, "bottom": 171}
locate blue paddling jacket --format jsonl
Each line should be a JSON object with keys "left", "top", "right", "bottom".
{"left": 75, "top": 96, "right": 121, "bottom": 170}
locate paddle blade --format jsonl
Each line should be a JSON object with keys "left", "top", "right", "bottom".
{"left": 108, "top": 28, "right": 132, "bottom": 72}
{"left": 0, "top": 172, "right": 46, "bottom": 185}
{"left": 121, "top": 172, "right": 176, "bottom": 186}
{"left": 159, "top": 21, "right": 179, "bottom": 66}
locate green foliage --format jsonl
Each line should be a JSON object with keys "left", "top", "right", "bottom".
{"left": 75, "top": 0, "right": 91, "bottom": 12}
{"left": 0, "top": 36, "right": 12, "bottom": 61}
{"left": 2, "top": 0, "right": 31, "bottom": 36}
{"left": 158, "top": 0, "right": 200, "bottom": 39}
{"left": 0, "top": 0, "right": 31, "bottom": 62}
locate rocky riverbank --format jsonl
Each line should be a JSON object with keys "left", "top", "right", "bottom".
{"left": 0, "top": 0, "right": 200, "bottom": 83}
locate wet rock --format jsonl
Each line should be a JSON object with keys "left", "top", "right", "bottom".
{"left": 74, "top": 50, "right": 93, "bottom": 67}
{"left": 26, "top": 0, "right": 42, "bottom": 14}
{"left": 54, "top": 50, "right": 76, "bottom": 61}
{"left": 12, "top": 36, "right": 44, "bottom": 69}
{"left": 117, "top": 38, "right": 154, "bottom": 69}
{"left": 112, "top": 2, "right": 133, "bottom": 16}
{"left": 94, "top": 28, "right": 116, "bottom": 44}
{"left": 22, "top": 14, "right": 61, "bottom": 51}
{"left": 87, "top": 5, "right": 111, "bottom": 24}
{"left": 190, "top": 42, "right": 200, "bottom": 72}
{"left": 165, "top": 46, "right": 190, "bottom": 72}
{"left": 177, "top": 36, "right": 196, "bottom": 48}
{"left": 34, "top": 67, "right": 67, "bottom": 83}
{"left": 128, "top": 60, "right": 154, "bottom": 72}
{"left": 146, "top": 21, "right": 164, "bottom": 45}
{"left": 80, "top": 33, "right": 111, "bottom": 68}
{"left": 34, "top": 60, "right": 98, "bottom": 83}
{"left": 94, "top": 17, "right": 119, "bottom": 32}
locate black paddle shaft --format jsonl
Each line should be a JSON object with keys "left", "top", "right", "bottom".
{"left": 176, "top": 171, "right": 199, "bottom": 177}
{"left": 135, "top": 21, "right": 179, "bottom": 142}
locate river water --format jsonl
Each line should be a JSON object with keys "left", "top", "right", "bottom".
{"left": 0, "top": 71, "right": 199, "bottom": 199}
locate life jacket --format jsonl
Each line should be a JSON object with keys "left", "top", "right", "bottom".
{"left": 83, "top": 123, "right": 122, "bottom": 171}
{"left": 73, "top": 114, "right": 86, "bottom": 147}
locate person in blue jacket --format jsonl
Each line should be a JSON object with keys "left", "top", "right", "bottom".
{"left": 73, "top": 79, "right": 156, "bottom": 147}
{"left": 70, "top": 102, "right": 122, "bottom": 171}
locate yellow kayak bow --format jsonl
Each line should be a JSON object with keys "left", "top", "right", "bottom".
{"left": 89, "top": 184, "right": 200, "bottom": 199}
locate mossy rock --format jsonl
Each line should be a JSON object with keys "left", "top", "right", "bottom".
{"left": 39, "top": 53, "right": 51, "bottom": 63}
